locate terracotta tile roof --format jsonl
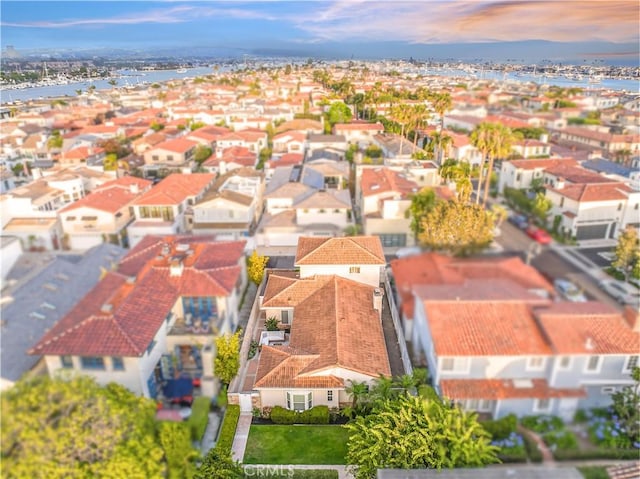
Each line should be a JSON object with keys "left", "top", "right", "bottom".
{"left": 441, "top": 378, "right": 586, "bottom": 400}
{"left": 508, "top": 158, "right": 578, "bottom": 170}
{"left": 361, "top": 167, "right": 419, "bottom": 198}
{"left": 424, "top": 302, "right": 552, "bottom": 356}
{"left": 548, "top": 182, "right": 632, "bottom": 202}
{"left": 150, "top": 137, "right": 199, "bottom": 154}
{"left": 255, "top": 275, "right": 391, "bottom": 388}
{"left": 133, "top": 173, "right": 215, "bottom": 206}
{"left": 535, "top": 302, "right": 640, "bottom": 354}
{"left": 60, "top": 177, "right": 152, "bottom": 214}
{"left": 295, "top": 236, "right": 385, "bottom": 265}
{"left": 544, "top": 164, "right": 614, "bottom": 184}
{"left": 255, "top": 347, "right": 344, "bottom": 388}
{"left": 268, "top": 153, "right": 304, "bottom": 168}
{"left": 31, "top": 237, "right": 245, "bottom": 356}
{"left": 334, "top": 122, "right": 384, "bottom": 132}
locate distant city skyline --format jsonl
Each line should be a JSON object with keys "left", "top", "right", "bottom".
{"left": 2, "top": 1, "right": 639, "bottom": 64}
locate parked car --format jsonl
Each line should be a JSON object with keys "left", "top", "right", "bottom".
{"left": 508, "top": 214, "right": 529, "bottom": 229}
{"left": 553, "top": 278, "right": 587, "bottom": 302}
{"left": 525, "top": 226, "right": 553, "bottom": 245}
{"left": 598, "top": 279, "right": 640, "bottom": 306}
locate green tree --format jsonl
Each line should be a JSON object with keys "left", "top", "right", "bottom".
{"left": 190, "top": 121, "right": 206, "bottom": 131}
{"left": 470, "top": 122, "right": 513, "bottom": 207}
{"left": 103, "top": 153, "right": 118, "bottom": 171}
{"left": 610, "top": 367, "right": 640, "bottom": 445}
{"left": 193, "top": 448, "right": 243, "bottom": 479}
{"left": 531, "top": 192, "right": 552, "bottom": 225}
{"left": 1, "top": 375, "right": 166, "bottom": 478}
{"left": 247, "top": 250, "right": 269, "bottom": 285}
{"left": 345, "top": 380, "right": 370, "bottom": 415}
{"left": 345, "top": 395, "right": 498, "bottom": 478}
{"left": 158, "top": 422, "right": 199, "bottom": 479}
{"left": 214, "top": 331, "right": 242, "bottom": 385}
{"left": 326, "top": 101, "right": 353, "bottom": 130}
{"left": 47, "top": 130, "right": 63, "bottom": 149}
{"left": 407, "top": 188, "right": 437, "bottom": 237}
{"left": 194, "top": 145, "right": 212, "bottom": 165}
{"left": 429, "top": 92, "right": 453, "bottom": 162}
{"left": 613, "top": 227, "right": 640, "bottom": 282}
{"left": 418, "top": 200, "right": 495, "bottom": 256}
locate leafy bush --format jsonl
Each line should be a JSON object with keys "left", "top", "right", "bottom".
{"left": 521, "top": 430, "right": 543, "bottom": 463}
{"left": 573, "top": 409, "right": 589, "bottom": 423}
{"left": 216, "top": 384, "right": 228, "bottom": 409}
{"left": 491, "top": 431, "right": 527, "bottom": 463}
{"left": 587, "top": 413, "right": 634, "bottom": 449}
{"left": 482, "top": 414, "right": 517, "bottom": 440}
{"left": 520, "top": 415, "right": 564, "bottom": 433}
{"left": 270, "top": 406, "right": 296, "bottom": 425}
{"left": 553, "top": 448, "right": 640, "bottom": 461}
{"left": 265, "top": 317, "right": 279, "bottom": 331}
{"left": 187, "top": 396, "right": 211, "bottom": 441}
{"left": 411, "top": 368, "right": 429, "bottom": 386}
{"left": 270, "top": 406, "right": 330, "bottom": 425}
{"left": 215, "top": 405, "right": 240, "bottom": 453}
{"left": 542, "top": 429, "right": 578, "bottom": 450}
{"left": 247, "top": 340, "right": 259, "bottom": 359}
{"left": 418, "top": 385, "right": 441, "bottom": 403}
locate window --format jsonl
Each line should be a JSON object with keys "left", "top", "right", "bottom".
{"left": 60, "top": 355, "right": 73, "bottom": 369}
{"left": 558, "top": 356, "right": 571, "bottom": 370}
{"left": 349, "top": 266, "right": 360, "bottom": 274}
{"left": 560, "top": 197, "right": 564, "bottom": 207}
{"left": 378, "top": 233, "right": 407, "bottom": 247}
{"left": 585, "top": 355, "right": 601, "bottom": 373}
{"left": 441, "top": 358, "right": 455, "bottom": 371}
{"left": 635, "top": 203, "right": 639, "bottom": 210}
{"left": 617, "top": 203, "right": 623, "bottom": 211}
{"left": 466, "top": 398, "right": 479, "bottom": 410}
{"left": 286, "top": 392, "right": 312, "bottom": 412}
{"left": 601, "top": 386, "right": 616, "bottom": 394}
{"left": 441, "top": 357, "right": 468, "bottom": 373}
{"left": 81, "top": 216, "right": 98, "bottom": 221}
{"left": 167, "top": 155, "right": 174, "bottom": 162}
{"left": 80, "top": 356, "right": 105, "bottom": 370}
{"left": 112, "top": 357, "right": 125, "bottom": 371}
{"left": 516, "top": 173, "right": 521, "bottom": 181}
{"left": 152, "top": 155, "right": 159, "bottom": 162}
{"left": 327, "top": 390, "right": 333, "bottom": 402}
{"left": 281, "top": 310, "right": 290, "bottom": 325}
{"left": 65, "top": 216, "right": 76, "bottom": 221}
{"left": 623, "top": 355, "right": 638, "bottom": 373}
{"left": 534, "top": 398, "right": 551, "bottom": 412}
{"left": 526, "top": 357, "right": 546, "bottom": 371}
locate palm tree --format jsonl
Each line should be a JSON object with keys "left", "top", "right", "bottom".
{"left": 394, "top": 374, "right": 416, "bottom": 396}
{"left": 390, "top": 104, "right": 413, "bottom": 156}
{"left": 371, "top": 375, "right": 395, "bottom": 402}
{"left": 345, "top": 380, "right": 369, "bottom": 411}
{"left": 470, "top": 122, "right": 513, "bottom": 207}
{"left": 430, "top": 92, "right": 453, "bottom": 163}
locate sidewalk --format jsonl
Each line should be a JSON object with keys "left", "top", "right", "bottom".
{"left": 230, "top": 413, "right": 252, "bottom": 461}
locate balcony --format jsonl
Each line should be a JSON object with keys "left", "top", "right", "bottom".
{"left": 169, "top": 313, "right": 225, "bottom": 336}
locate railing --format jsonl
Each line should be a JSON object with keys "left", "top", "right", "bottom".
{"left": 383, "top": 276, "right": 413, "bottom": 376}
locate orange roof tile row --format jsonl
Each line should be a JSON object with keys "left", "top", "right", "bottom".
{"left": 441, "top": 378, "right": 586, "bottom": 400}
{"left": 295, "top": 236, "right": 386, "bottom": 265}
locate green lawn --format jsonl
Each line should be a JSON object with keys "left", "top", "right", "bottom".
{"left": 243, "top": 425, "right": 349, "bottom": 464}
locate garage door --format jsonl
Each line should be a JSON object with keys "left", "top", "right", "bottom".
{"left": 576, "top": 224, "right": 609, "bottom": 240}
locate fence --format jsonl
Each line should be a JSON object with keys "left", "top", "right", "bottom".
{"left": 383, "top": 276, "right": 413, "bottom": 376}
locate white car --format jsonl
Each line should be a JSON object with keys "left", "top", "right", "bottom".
{"left": 598, "top": 279, "right": 640, "bottom": 306}
{"left": 553, "top": 278, "right": 587, "bottom": 302}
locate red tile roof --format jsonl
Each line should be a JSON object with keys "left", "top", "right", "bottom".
{"left": 441, "top": 378, "right": 586, "bottom": 400}
{"left": 295, "top": 236, "right": 385, "bottom": 265}
{"left": 60, "top": 177, "right": 152, "bottom": 214}
{"left": 535, "top": 302, "right": 640, "bottom": 354}
{"left": 254, "top": 274, "right": 391, "bottom": 388}
{"left": 150, "top": 137, "right": 199, "bottom": 154}
{"left": 549, "top": 182, "right": 632, "bottom": 202}
{"left": 508, "top": 158, "right": 578, "bottom": 171}
{"left": 361, "top": 168, "right": 419, "bottom": 198}
{"left": 133, "top": 173, "right": 215, "bottom": 206}
{"left": 30, "top": 237, "right": 245, "bottom": 357}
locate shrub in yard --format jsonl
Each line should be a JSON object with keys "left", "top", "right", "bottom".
{"left": 553, "top": 448, "right": 640, "bottom": 461}
{"left": 520, "top": 414, "right": 563, "bottom": 433}
{"left": 215, "top": 404, "right": 240, "bottom": 453}
{"left": 542, "top": 429, "right": 578, "bottom": 450}
{"left": 216, "top": 384, "right": 228, "bottom": 409}
{"left": 481, "top": 414, "right": 517, "bottom": 440}
{"left": 418, "top": 385, "right": 441, "bottom": 403}
{"left": 573, "top": 409, "right": 588, "bottom": 423}
{"left": 270, "top": 406, "right": 296, "bottom": 424}
{"left": 587, "top": 413, "right": 634, "bottom": 449}
{"left": 187, "top": 396, "right": 211, "bottom": 441}
{"left": 247, "top": 340, "right": 259, "bottom": 359}
{"left": 490, "top": 431, "right": 527, "bottom": 463}
{"left": 299, "top": 406, "right": 330, "bottom": 424}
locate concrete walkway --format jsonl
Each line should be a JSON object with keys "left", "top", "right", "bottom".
{"left": 230, "top": 413, "right": 253, "bottom": 461}
{"left": 199, "top": 411, "right": 221, "bottom": 455}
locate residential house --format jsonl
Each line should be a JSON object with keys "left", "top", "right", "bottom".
{"left": 127, "top": 173, "right": 216, "bottom": 247}
{"left": 333, "top": 122, "right": 385, "bottom": 146}
{"left": 1, "top": 243, "right": 127, "bottom": 391}
{"left": 305, "top": 159, "right": 349, "bottom": 190}
{"left": 272, "top": 131, "right": 306, "bottom": 155}
{"left": 511, "top": 139, "right": 551, "bottom": 159}
{"left": 29, "top": 236, "right": 248, "bottom": 398}
{"left": 360, "top": 167, "right": 420, "bottom": 248}
{"left": 143, "top": 137, "right": 199, "bottom": 175}
{"left": 306, "top": 134, "right": 348, "bottom": 158}
{"left": 248, "top": 236, "right": 390, "bottom": 411}
{"left": 201, "top": 146, "right": 257, "bottom": 176}
{"left": 498, "top": 158, "right": 579, "bottom": 193}
{"left": 557, "top": 127, "right": 639, "bottom": 158}
{"left": 216, "top": 130, "right": 268, "bottom": 155}
{"left": 189, "top": 168, "right": 265, "bottom": 240}
{"left": 58, "top": 176, "right": 152, "bottom": 250}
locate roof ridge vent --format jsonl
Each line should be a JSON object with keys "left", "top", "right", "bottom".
{"left": 101, "top": 303, "right": 113, "bottom": 313}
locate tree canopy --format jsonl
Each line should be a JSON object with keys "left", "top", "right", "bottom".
{"left": 0, "top": 375, "right": 197, "bottom": 479}
{"left": 417, "top": 199, "right": 495, "bottom": 256}
{"left": 247, "top": 250, "right": 269, "bottom": 285}
{"left": 326, "top": 101, "right": 352, "bottom": 129}
{"left": 408, "top": 188, "right": 437, "bottom": 237}
{"left": 214, "top": 331, "right": 242, "bottom": 386}
{"left": 345, "top": 395, "right": 498, "bottom": 478}
{"left": 613, "top": 227, "right": 640, "bottom": 281}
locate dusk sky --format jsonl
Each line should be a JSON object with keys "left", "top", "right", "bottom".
{"left": 2, "top": 1, "right": 639, "bottom": 63}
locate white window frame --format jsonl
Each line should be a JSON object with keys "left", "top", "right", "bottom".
{"left": 440, "top": 357, "right": 470, "bottom": 374}
{"left": 327, "top": 390, "right": 333, "bottom": 402}
{"left": 526, "top": 356, "right": 546, "bottom": 371}
{"left": 584, "top": 355, "right": 602, "bottom": 374}
{"left": 286, "top": 391, "right": 312, "bottom": 412}
{"left": 558, "top": 356, "right": 572, "bottom": 370}
{"left": 533, "top": 398, "right": 552, "bottom": 413}
{"left": 623, "top": 355, "right": 638, "bottom": 374}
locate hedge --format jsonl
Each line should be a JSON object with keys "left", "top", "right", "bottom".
{"left": 553, "top": 448, "right": 640, "bottom": 461}
{"left": 497, "top": 451, "right": 528, "bottom": 463}
{"left": 521, "top": 430, "right": 543, "bottom": 463}
{"left": 187, "top": 396, "right": 211, "bottom": 441}
{"left": 481, "top": 414, "right": 517, "bottom": 440}
{"left": 270, "top": 405, "right": 330, "bottom": 425}
{"left": 216, "top": 405, "right": 240, "bottom": 453}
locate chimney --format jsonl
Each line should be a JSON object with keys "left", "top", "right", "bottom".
{"left": 101, "top": 303, "right": 113, "bottom": 313}
{"left": 169, "top": 259, "right": 184, "bottom": 277}
{"left": 373, "top": 288, "right": 384, "bottom": 320}
{"left": 585, "top": 337, "right": 595, "bottom": 351}
{"left": 129, "top": 183, "right": 139, "bottom": 194}
{"left": 623, "top": 306, "right": 640, "bottom": 333}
